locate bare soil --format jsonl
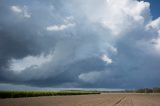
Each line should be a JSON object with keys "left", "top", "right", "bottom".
{"left": 0, "top": 93, "right": 160, "bottom": 106}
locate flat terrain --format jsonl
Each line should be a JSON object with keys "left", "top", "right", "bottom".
{"left": 0, "top": 93, "right": 160, "bottom": 106}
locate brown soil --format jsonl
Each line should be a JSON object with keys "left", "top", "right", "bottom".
{"left": 0, "top": 93, "right": 160, "bottom": 106}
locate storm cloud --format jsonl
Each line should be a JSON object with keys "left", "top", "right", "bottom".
{"left": 0, "top": 0, "right": 160, "bottom": 89}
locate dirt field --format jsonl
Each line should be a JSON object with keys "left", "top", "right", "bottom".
{"left": 0, "top": 93, "right": 160, "bottom": 106}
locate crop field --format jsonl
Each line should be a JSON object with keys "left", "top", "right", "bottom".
{"left": 0, "top": 93, "right": 160, "bottom": 106}
{"left": 0, "top": 90, "right": 100, "bottom": 98}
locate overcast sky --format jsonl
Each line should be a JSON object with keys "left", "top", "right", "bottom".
{"left": 0, "top": 0, "right": 160, "bottom": 90}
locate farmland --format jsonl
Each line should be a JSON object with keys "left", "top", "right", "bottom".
{"left": 0, "top": 90, "right": 100, "bottom": 98}
{"left": 0, "top": 93, "right": 160, "bottom": 106}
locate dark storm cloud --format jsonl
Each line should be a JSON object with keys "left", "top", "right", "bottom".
{"left": 0, "top": 0, "right": 160, "bottom": 89}
{"left": 0, "top": 0, "right": 58, "bottom": 81}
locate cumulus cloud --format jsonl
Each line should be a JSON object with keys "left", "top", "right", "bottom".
{"left": 0, "top": 0, "right": 160, "bottom": 89}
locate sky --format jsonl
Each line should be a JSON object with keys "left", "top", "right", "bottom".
{"left": 145, "top": 0, "right": 160, "bottom": 19}
{"left": 0, "top": 0, "right": 160, "bottom": 90}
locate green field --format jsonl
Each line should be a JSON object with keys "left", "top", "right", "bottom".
{"left": 0, "top": 90, "right": 100, "bottom": 98}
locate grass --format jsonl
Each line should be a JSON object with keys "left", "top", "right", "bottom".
{"left": 0, "top": 90, "right": 100, "bottom": 98}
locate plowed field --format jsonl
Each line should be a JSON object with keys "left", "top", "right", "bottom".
{"left": 0, "top": 93, "right": 160, "bottom": 106}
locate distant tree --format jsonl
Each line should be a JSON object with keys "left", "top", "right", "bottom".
{"left": 153, "top": 88, "right": 160, "bottom": 93}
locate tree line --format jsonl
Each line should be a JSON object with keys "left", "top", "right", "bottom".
{"left": 126, "top": 87, "right": 160, "bottom": 93}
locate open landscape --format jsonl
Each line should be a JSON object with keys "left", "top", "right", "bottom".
{"left": 0, "top": 93, "right": 160, "bottom": 106}
{"left": 0, "top": 0, "right": 160, "bottom": 106}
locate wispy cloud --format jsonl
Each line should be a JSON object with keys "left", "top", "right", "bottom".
{"left": 46, "top": 23, "right": 75, "bottom": 31}
{"left": 9, "top": 53, "right": 53, "bottom": 73}
{"left": 10, "top": 5, "right": 31, "bottom": 18}
{"left": 11, "top": 6, "right": 22, "bottom": 13}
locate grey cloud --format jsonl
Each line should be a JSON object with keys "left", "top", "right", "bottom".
{"left": 0, "top": 0, "right": 160, "bottom": 89}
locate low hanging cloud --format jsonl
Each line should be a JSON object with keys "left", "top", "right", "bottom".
{"left": 0, "top": 0, "right": 160, "bottom": 89}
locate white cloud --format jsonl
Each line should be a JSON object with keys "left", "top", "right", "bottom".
{"left": 10, "top": 5, "right": 31, "bottom": 18}
{"left": 146, "top": 17, "right": 160, "bottom": 31}
{"left": 46, "top": 16, "right": 75, "bottom": 31}
{"left": 11, "top": 6, "right": 22, "bottom": 13}
{"left": 46, "top": 23, "right": 75, "bottom": 31}
{"left": 101, "top": 54, "right": 112, "bottom": 64}
{"left": 82, "top": 0, "right": 150, "bottom": 36}
{"left": 9, "top": 53, "right": 53, "bottom": 73}
{"left": 106, "top": 0, "right": 110, "bottom": 3}
{"left": 146, "top": 18, "right": 160, "bottom": 53}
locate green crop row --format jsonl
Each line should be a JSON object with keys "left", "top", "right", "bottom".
{"left": 0, "top": 90, "right": 100, "bottom": 98}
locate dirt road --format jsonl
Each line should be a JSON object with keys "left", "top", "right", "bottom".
{"left": 0, "top": 93, "right": 160, "bottom": 106}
